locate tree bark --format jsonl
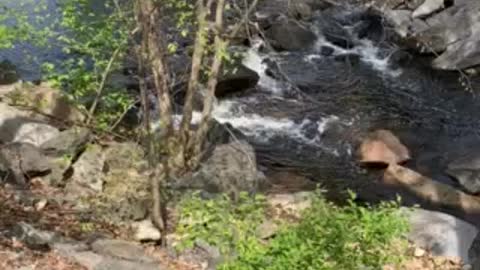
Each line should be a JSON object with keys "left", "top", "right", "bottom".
{"left": 385, "top": 164, "right": 480, "bottom": 214}
{"left": 189, "top": 0, "right": 227, "bottom": 167}
{"left": 179, "top": 0, "right": 209, "bottom": 147}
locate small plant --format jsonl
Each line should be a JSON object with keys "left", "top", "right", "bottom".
{"left": 221, "top": 192, "right": 409, "bottom": 270}
{"left": 175, "top": 191, "right": 267, "bottom": 257}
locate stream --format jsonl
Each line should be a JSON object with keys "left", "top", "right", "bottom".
{"left": 3, "top": 0, "right": 480, "bottom": 225}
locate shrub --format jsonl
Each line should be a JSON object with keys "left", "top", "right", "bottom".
{"left": 176, "top": 191, "right": 409, "bottom": 270}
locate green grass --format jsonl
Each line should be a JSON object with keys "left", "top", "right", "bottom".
{"left": 176, "top": 191, "right": 409, "bottom": 270}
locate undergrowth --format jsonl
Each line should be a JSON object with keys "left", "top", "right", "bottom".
{"left": 176, "top": 190, "right": 409, "bottom": 270}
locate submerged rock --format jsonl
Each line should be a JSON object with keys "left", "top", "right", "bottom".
{"left": 358, "top": 130, "right": 410, "bottom": 165}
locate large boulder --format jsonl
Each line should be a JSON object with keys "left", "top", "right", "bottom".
{"left": 403, "top": 207, "right": 479, "bottom": 265}
{"left": 446, "top": 152, "right": 480, "bottom": 194}
{"left": 358, "top": 129, "right": 410, "bottom": 165}
{"left": 264, "top": 17, "right": 317, "bottom": 51}
{"left": 171, "top": 140, "right": 262, "bottom": 200}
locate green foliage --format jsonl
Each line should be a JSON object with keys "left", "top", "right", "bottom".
{"left": 1, "top": 0, "right": 135, "bottom": 131}
{"left": 176, "top": 191, "right": 267, "bottom": 257}
{"left": 41, "top": 0, "right": 135, "bottom": 130}
{"left": 222, "top": 192, "right": 409, "bottom": 270}
{"left": 176, "top": 190, "right": 409, "bottom": 270}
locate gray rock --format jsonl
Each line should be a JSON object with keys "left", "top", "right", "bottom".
{"left": 446, "top": 152, "right": 480, "bottom": 194}
{"left": 9, "top": 222, "right": 60, "bottom": 249}
{"left": 42, "top": 157, "right": 71, "bottom": 186}
{"left": 41, "top": 127, "right": 91, "bottom": 157}
{"left": 90, "top": 239, "right": 155, "bottom": 263}
{"left": 132, "top": 219, "right": 161, "bottom": 242}
{"left": 215, "top": 64, "right": 259, "bottom": 97}
{"left": 384, "top": 0, "right": 480, "bottom": 69}
{"left": 94, "top": 258, "right": 162, "bottom": 270}
{"left": 405, "top": 0, "right": 426, "bottom": 10}
{"left": 194, "top": 240, "right": 223, "bottom": 270}
{"left": 288, "top": 1, "right": 312, "bottom": 20}
{"left": 469, "top": 233, "right": 480, "bottom": 270}
{"left": 385, "top": 9, "right": 414, "bottom": 37}
{"left": 65, "top": 144, "right": 105, "bottom": 198}
{"left": 172, "top": 140, "right": 261, "bottom": 200}
{"left": 412, "top": 0, "right": 444, "bottom": 18}
{"left": 0, "top": 103, "right": 59, "bottom": 146}
{"left": 64, "top": 251, "right": 165, "bottom": 270}
{"left": 12, "top": 122, "right": 60, "bottom": 147}
{"left": 0, "top": 142, "right": 51, "bottom": 186}
{"left": 103, "top": 142, "right": 145, "bottom": 171}
{"left": 265, "top": 17, "right": 317, "bottom": 51}
{"left": 52, "top": 238, "right": 167, "bottom": 270}
{"left": 404, "top": 208, "right": 478, "bottom": 264}
{"left": 256, "top": 220, "right": 279, "bottom": 239}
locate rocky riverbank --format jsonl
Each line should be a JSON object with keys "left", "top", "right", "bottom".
{"left": 2, "top": 0, "right": 480, "bottom": 269}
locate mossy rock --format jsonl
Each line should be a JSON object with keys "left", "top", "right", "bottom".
{"left": 90, "top": 142, "right": 150, "bottom": 223}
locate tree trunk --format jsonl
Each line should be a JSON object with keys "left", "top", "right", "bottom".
{"left": 385, "top": 164, "right": 480, "bottom": 214}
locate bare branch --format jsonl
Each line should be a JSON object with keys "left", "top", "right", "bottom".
{"left": 86, "top": 47, "right": 121, "bottom": 125}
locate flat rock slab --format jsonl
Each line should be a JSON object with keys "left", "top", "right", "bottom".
{"left": 53, "top": 238, "right": 167, "bottom": 270}
{"left": 68, "top": 251, "right": 164, "bottom": 270}
{"left": 403, "top": 207, "right": 479, "bottom": 264}
{"left": 91, "top": 239, "right": 155, "bottom": 263}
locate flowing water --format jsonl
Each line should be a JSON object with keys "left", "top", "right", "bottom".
{"left": 209, "top": 8, "right": 480, "bottom": 218}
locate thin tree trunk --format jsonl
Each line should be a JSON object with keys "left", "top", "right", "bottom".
{"left": 135, "top": 0, "right": 171, "bottom": 244}
{"left": 179, "top": 0, "right": 208, "bottom": 146}
{"left": 138, "top": 0, "right": 174, "bottom": 137}
{"left": 189, "top": 0, "right": 227, "bottom": 166}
